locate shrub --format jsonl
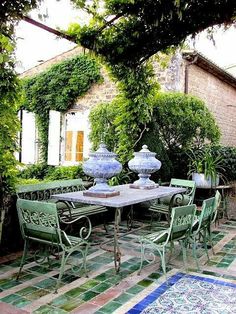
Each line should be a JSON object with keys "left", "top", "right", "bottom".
{"left": 18, "top": 163, "right": 54, "bottom": 180}
{"left": 138, "top": 92, "right": 221, "bottom": 181}
{"left": 211, "top": 146, "right": 236, "bottom": 182}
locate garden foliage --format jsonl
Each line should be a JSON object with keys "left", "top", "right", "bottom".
{"left": 90, "top": 92, "right": 221, "bottom": 181}
{"left": 21, "top": 54, "right": 102, "bottom": 162}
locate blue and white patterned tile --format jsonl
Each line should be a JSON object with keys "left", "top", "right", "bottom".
{"left": 127, "top": 273, "right": 236, "bottom": 314}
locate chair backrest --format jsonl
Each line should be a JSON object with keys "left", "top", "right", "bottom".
{"left": 194, "top": 197, "right": 216, "bottom": 234}
{"left": 17, "top": 199, "right": 71, "bottom": 247}
{"left": 168, "top": 204, "right": 196, "bottom": 241}
{"left": 170, "top": 179, "right": 196, "bottom": 205}
{"left": 211, "top": 190, "right": 222, "bottom": 224}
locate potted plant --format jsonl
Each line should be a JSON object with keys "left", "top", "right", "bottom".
{"left": 188, "top": 147, "right": 224, "bottom": 188}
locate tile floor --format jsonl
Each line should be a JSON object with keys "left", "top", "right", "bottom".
{"left": 0, "top": 214, "right": 236, "bottom": 313}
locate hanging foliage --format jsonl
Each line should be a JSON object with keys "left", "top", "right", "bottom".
{"left": 0, "top": 0, "right": 40, "bottom": 248}
{"left": 69, "top": 0, "right": 236, "bottom": 67}
{"left": 67, "top": 0, "right": 236, "bottom": 161}
{"left": 21, "top": 54, "right": 102, "bottom": 162}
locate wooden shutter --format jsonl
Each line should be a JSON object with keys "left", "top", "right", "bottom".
{"left": 76, "top": 131, "right": 84, "bottom": 161}
{"left": 48, "top": 110, "right": 61, "bottom": 165}
{"left": 21, "top": 110, "right": 36, "bottom": 164}
{"left": 65, "top": 131, "right": 73, "bottom": 161}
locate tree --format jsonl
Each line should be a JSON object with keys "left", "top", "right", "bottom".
{"left": 68, "top": 0, "right": 236, "bottom": 160}
{"left": 0, "top": 1, "right": 40, "bottom": 246}
{"left": 89, "top": 92, "right": 220, "bottom": 180}
{"left": 70, "top": 0, "right": 236, "bottom": 67}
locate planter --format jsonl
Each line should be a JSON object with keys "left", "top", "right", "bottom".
{"left": 192, "top": 172, "right": 219, "bottom": 188}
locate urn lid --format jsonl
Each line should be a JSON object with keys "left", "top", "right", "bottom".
{"left": 89, "top": 142, "right": 117, "bottom": 158}
{"left": 133, "top": 145, "right": 156, "bottom": 157}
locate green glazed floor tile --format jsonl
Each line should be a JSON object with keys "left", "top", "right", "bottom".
{"left": 49, "top": 294, "right": 73, "bottom": 307}
{"left": 80, "top": 290, "right": 99, "bottom": 301}
{"left": 148, "top": 272, "right": 162, "bottom": 280}
{"left": 26, "top": 288, "right": 49, "bottom": 301}
{"left": 106, "top": 276, "right": 121, "bottom": 285}
{"left": 0, "top": 280, "right": 21, "bottom": 290}
{"left": 20, "top": 273, "right": 37, "bottom": 281}
{"left": 60, "top": 274, "right": 78, "bottom": 284}
{"left": 126, "top": 284, "right": 144, "bottom": 295}
{"left": 98, "top": 301, "right": 122, "bottom": 313}
{"left": 137, "top": 278, "right": 154, "bottom": 287}
{"left": 29, "top": 266, "right": 50, "bottom": 274}
{"left": 35, "top": 278, "right": 57, "bottom": 289}
{"left": 92, "top": 282, "right": 112, "bottom": 293}
{"left": 34, "top": 304, "right": 68, "bottom": 313}
{"left": 59, "top": 298, "right": 84, "bottom": 311}
{"left": 17, "top": 286, "right": 39, "bottom": 296}
{"left": 80, "top": 279, "right": 99, "bottom": 289}
{"left": 217, "top": 263, "right": 229, "bottom": 268}
{"left": 94, "top": 273, "right": 112, "bottom": 282}
{"left": 65, "top": 287, "right": 86, "bottom": 298}
{"left": 1, "top": 293, "right": 21, "bottom": 303}
{"left": 12, "top": 297, "right": 31, "bottom": 308}
{"left": 113, "top": 292, "right": 133, "bottom": 303}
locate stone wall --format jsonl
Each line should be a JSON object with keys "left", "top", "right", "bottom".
{"left": 187, "top": 64, "right": 236, "bottom": 146}
{"left": 20, "top": 46, "right": 119, "bottom": 113}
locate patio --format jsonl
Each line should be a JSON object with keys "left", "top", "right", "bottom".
{"left": 0, "top": 205, "right": 236, "bottom": 314}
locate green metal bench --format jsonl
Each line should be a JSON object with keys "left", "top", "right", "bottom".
{"left": 16, "top": 199, "right": 89, "bottom": 292}
{"left": 16, "top": 179, "right": 108, "bottom": 236}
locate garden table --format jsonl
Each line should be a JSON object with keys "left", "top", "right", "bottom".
{"left": 52, "top": 184, "right": 185, "bottom": 273}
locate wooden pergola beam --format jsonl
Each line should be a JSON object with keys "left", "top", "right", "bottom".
{"left": 22, "top": 16, "right": 76, "bottom": 43}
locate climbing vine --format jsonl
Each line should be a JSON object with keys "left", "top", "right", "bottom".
{"left": 21, "top": 54, "right": 102, "bottom": 162}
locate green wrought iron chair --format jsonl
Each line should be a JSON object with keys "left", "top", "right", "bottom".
{"left": 16, "top": 199, "right": 89, "bottom": 292}
{"left": 206, "top": 190, "right": 221, "bottom": 254}
{"left": 138, "top": 204, "right": 196, "bottom": 279}
{"left": 189, "top": 196, "right": 217, "bottom": 269}
{"left": 149, "top": 178, "right": 196, "bottom": 224}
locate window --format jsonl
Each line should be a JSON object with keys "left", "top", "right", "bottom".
{"left": 65, "top": 131, "right": 84, "bottom": 162}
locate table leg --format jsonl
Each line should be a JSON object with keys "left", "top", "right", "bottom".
{"left": 114, "top": 207, "right": 122, "bottom": 273}
{"left": 127, "top": 205, "right": 134, "bottom": 231}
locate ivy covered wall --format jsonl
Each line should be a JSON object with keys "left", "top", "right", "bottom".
{"left": 21, "top": 53, "right": 102, "bottom": 162}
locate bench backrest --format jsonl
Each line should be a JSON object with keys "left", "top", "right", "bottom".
{"left": 16, "top": 179, "right": 84, "bottom": 201}
{"left": 17, "top": 199, "right": 71, "bottom": 247}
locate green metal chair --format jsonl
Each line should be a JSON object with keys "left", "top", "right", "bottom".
{"left": 149, "top": 178, "right": 196, "bottom": 224}
{"left": 207, "top": 190, "right": 221, "bottom": 254}
{"left": 138, "top": 204, "right": 196, "bottom": 279}
{"left": 189, "top": 196, "right": 217, "bottom": 269}
{"left": 16, "top": 199, "right": 89, "bottom": 292}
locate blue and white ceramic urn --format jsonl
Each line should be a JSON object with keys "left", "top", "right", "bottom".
{"left": 83, "top": 142, "right": 122, "bottom": 196}
{"left": 128, "top": 145, "right": 161, "bottom": 189}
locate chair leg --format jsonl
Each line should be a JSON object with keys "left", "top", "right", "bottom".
{"left": 55, "top": 251, "right": 66, "bottom": 293}
{"left": 160, "top": 248, "right": 167, "bottom": 282}
{"left": 180, "top": 240, "right": 188, "bottom": 271}
{"left": 192, "top": 237, "right": 200, "bottom": 270}
{"left": 82, "top": 244, "right": 89, "bottom": 277}
{"left": 208, "top": 226, "right": 215, "bottom": 255}
{"left": 138, "top": 241, "right": 144, "bottom": 275}
{"left": 203, "top": 229, "right": 209, "bottom": 261}
{"left": 16, "top": 240, "right": 28, "bottom": 281}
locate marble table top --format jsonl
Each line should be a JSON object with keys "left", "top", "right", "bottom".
{"left": 52, "top": 184, "right": 186, "bottom": 208}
